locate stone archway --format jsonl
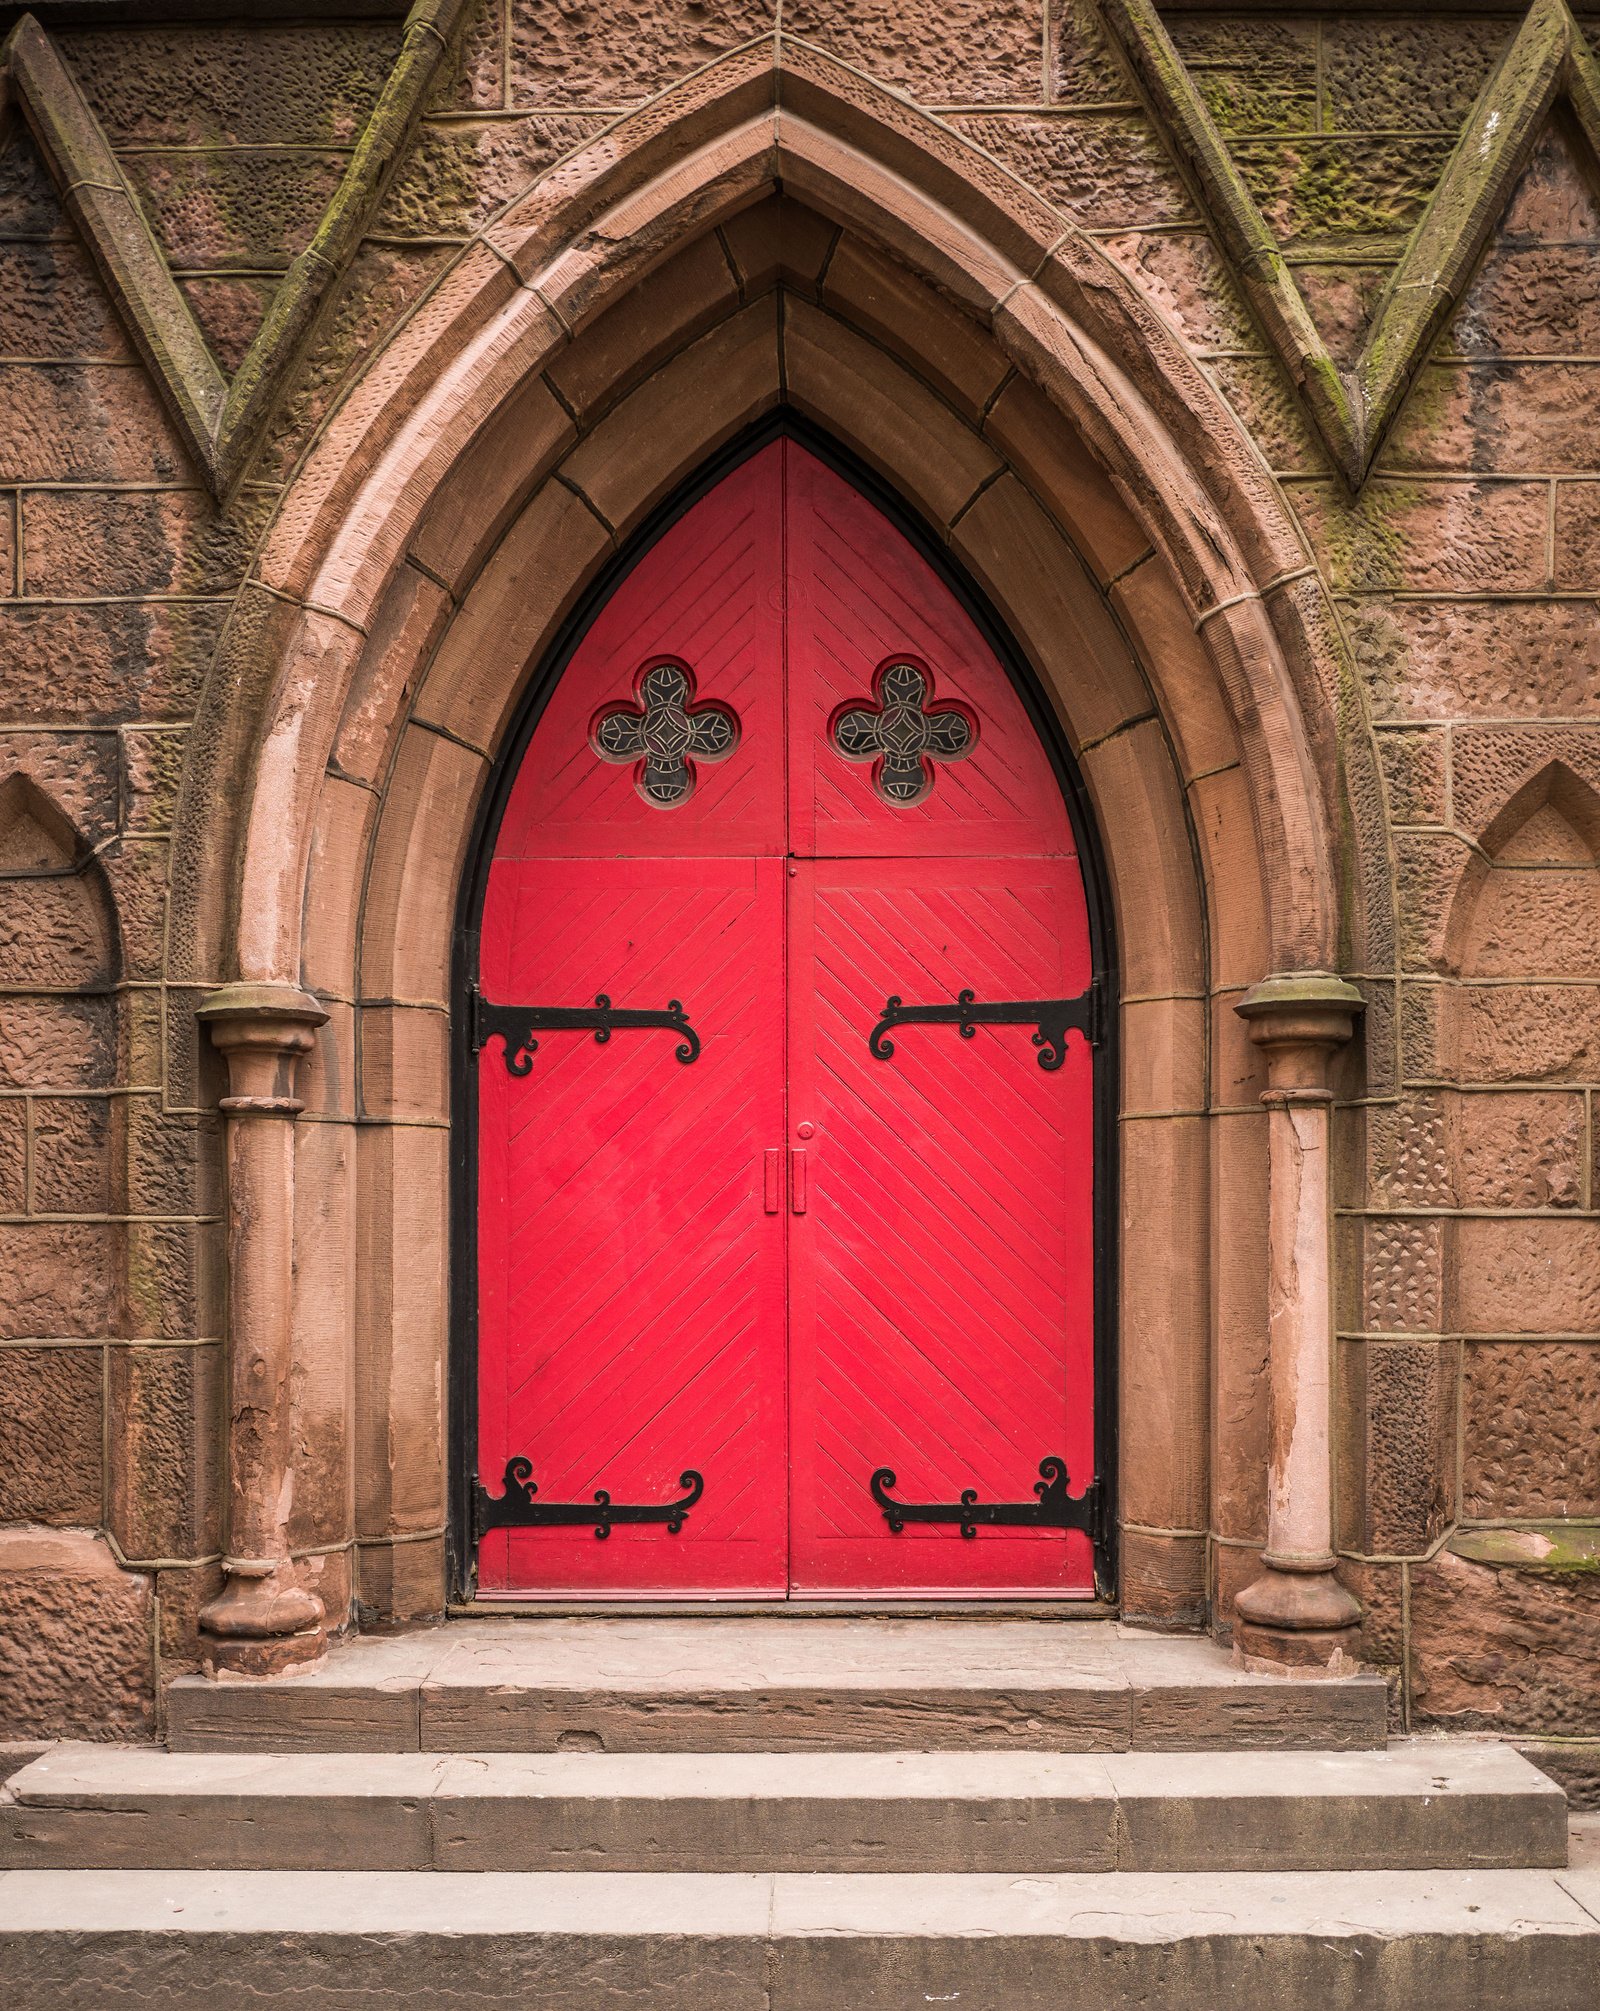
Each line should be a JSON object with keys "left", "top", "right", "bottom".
{"left": 171, "top": 43, "right": 1388, "bottom": 1674}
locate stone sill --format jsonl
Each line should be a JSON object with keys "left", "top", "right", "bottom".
{"left": 1449, "top": 1524, "right": 1600, "bottom": 1574}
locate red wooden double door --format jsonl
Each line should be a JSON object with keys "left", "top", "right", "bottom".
{"left": 474, "top": 440, "right": 1098, "bottom": 1598}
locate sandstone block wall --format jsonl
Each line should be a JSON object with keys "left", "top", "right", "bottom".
{"left": 0, "top": 0, "right": 1595, "bottom": 1766}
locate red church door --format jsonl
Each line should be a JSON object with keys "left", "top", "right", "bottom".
{"left": 473, "top": 439, "right": 1099, "bottom": 1599}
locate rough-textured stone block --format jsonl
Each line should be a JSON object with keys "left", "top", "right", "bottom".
{"left": 121, "top": 150, "right": 346, "bottom": 271}
{"left": 1050, "top": 0, "right": 1137, "bottom": 105}
{"left": 108, "top": 1344, "right": 220, "bottom": 1561}
{"left": 1412, "top": 1547, "right": 1600, "bottom": 1733}
{"left": 0, "top": 877, "right": 112, "bottom": 988}
{"left": 948, "top": 114, "right": 1192, "bottom": 229}
{"left": 1350, "top": 600, "right": 1600, "bottom": 721}
{"left": 1319, "top": 15, "right": 1505, "bottom": 131}
{"left": 0, "top": 129, "right": 69, "bottom": 238}
{"left": 1454, "top": 1091, "right": 1584, "bottom": 1209}
{"left": 1342, "top": 1338, "right": 1455, "bottom": 1554}
{"left": 1231, "top": 136, "right": 1455, "bottom": 253}
{"left": 0, "top": 241, "right": 130, "bottom": 359}
{"left": 1364, "top": 1217, "right": 1442, "bottom": 1333}
{"left": 0, "top": 733, "right": 119, "bottom": 852}
{"left": 1455, "top": 1217, "right": 1600, "bottom": 1335}
{"left": 1451, "top": 725, "right": 1600, "bottom": 841}
{"left": 1099, "top": 229, "right": 1259, "bottom": 354}
{"left": 125, "top": 1220, "right": 221, "bottom": 1343}
{"left": 122, "top": 729, "right": 186, "bottom": 835}
{"left": 178, "top": 273, "right": 278, "bottom": 374}
{"left": 21, "top": 490, "right": 269, "bottom": 599}
{"left": 61, "top": 22, "right": 399, "bottom": 144}
{"left": 31, "top": 1095, "right": 112, "bottom": 1214}
{"left": 0, "top": 601, "right": 227, "bottom": 725}
{"left": 1449, "top": 981, "right": 1600, "bottom": 1082}
{"left": 1456, "top": 243, "right": 1600, "bottom": 359}
{"left": 0, "top": 1345, "right": 103, "bottom": 1522}
{"left": 0, "top": 1528, "right": 151, "bottom": 1738}
{"left": 0, "top": 1222, "right": 122, "bottom": 1339}
{"left": 0, "top": 1097, "right": 25, "bottom": 1212}
{"left": 1299, "top": 482, "right": 1548, "bottom": 594}
{"left": 510, "top": 0, "right": 776, "bottom": 105}
{"left": 378, "top": 115, "right": 609, "bottom": 237}
{"left": 0, "top": 364, "right": 187, "bottom": 483}
{"left": 793, "top": 0, "right": 1046, "bottom": 102}
{"left": 1364, "top": 1097, "right": 1451, "bottom": 1213}
{"left": 1376, "top": 727, "right": 1447, "bottom": 827}
{"left": 0, "top": 996, "right": 115, "bottom": 1091}
{"left": 1464, "top": 1342, "right": 1600, "bottom": 1518}
{"left": 1554, "top": 480, "right": 1600, "bottom": 591}
{"left": 1502, "top": 120, "right": 1600, "bottom": 240}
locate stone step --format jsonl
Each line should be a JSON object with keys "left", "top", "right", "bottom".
{"left": 3, "top": 1866, "right": 1598, "bottom": 2009}
{"left": 0, "top": 1741, "right": 1565, "bottom": 1874}
{"left": 165, "top": 1618, "right": 1389, "bottom": 1753}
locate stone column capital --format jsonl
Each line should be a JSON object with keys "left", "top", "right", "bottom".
{"left": 1236, "top": 972, "right": 1363, "bottom": 1095}
{"left": 198, "top": 981, "right": 329, "bottom": 1051}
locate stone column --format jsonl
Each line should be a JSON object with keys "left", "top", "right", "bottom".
{"left": 1232, "top": 972, "right": 1364, "bottom": 1672}
{"left": 197, "top": 982, "right": 329, "bottom": 1676}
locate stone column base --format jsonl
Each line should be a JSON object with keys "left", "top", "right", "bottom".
{"left": 1232, "top": 1562, "right": 1362, "bottom": 1675}
{"left": 200, "top": 1628, "right": 328, "bottom": 1680}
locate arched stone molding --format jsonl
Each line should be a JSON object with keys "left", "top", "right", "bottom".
{"left": 168, "top": 41, "right": 1395, "bottom": 1662}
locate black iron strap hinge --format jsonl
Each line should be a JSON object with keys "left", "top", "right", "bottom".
{"left": 468, "top": 982, "right": 701, "bottom": 1074}
{"left": 474, "top": 1456, "right": 704, "bottom": 1541}
{"left": 868, "top": 979, "right": 1103, "bottom": 1072}
{"left": 870, "top": 1457, "right": 1101, "bottom": 1540}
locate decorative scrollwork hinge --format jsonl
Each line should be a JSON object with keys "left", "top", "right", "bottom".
{"left": 473, "top": 1457, "right": 704, "bottom": 1541}
{"left": 469, "top": 983, "right": 701, "bottom": 1074}
{"left": 870, "top": 1456, "right": 1100, "bottom": 1539}
{"left": 867, "top": 981, "right": 1101, "bottom": 1071}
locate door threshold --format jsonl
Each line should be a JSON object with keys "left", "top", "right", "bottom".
{"left": 451, "top": 1598, "right": 1119, "bottom": 1620}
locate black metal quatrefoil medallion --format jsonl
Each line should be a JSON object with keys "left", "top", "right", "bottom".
{"left": 590, "top": 658, "right": 738, "bottom": 807}
{"left": 831, "top": 656, "right": 977, "bottom": 805}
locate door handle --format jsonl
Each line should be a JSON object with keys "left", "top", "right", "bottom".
{"left": 763, "top": 1148, "right": 782, "bottom": 1214}
{"left": 789, "top": 1147, "right": 808, "bottom": 1215}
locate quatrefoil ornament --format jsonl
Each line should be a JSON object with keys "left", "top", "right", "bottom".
{"left": 590, "top": 659, "right": 739, "bottom": 807}
{"left": 830, "top": 657, "right": 978, "bottom": 806}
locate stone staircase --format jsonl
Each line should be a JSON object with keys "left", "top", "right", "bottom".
{"left": 2, "top": 1618, "right": 1597, "bottom": 2007}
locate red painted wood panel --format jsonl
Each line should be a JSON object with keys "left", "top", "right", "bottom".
{"left": 478, "top": 855, "right": 787, "bottom": 1594}
{"left": 476, "top": 437, "right": 1096, "bottom": 1599}
{"left": 786, "top": 857, "right": 1095, "bottom": 1593}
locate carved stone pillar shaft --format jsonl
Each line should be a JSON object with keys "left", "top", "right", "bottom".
{"left": 1232, "top": 972, "right": 1364, "bottom": 1673}
{"left": 197, "top": 982, "right": 329, "bottom": 1676}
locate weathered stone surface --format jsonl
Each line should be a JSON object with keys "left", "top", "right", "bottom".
{"left": 0, "top": 1345, "right": 103, "bottom": 1523}
{"left": 1231, "top": 136, "right": 1455, "bottom": 253}
{"left": 1366, "top": 1094, "right": 1451, "bottom": 1209}
{"left": 62, "top": 23, "right": 399, "bottom": 144}
{"left": 0, "top": 735, "right": 119, "bottom": 852}
{"left": 1464, "top": 1342, "right": 1600, "bottom": 1518}
{"left": 178, "top": 274, "right": 278, "bottom": 374}
{"left": 1049, "top": 0, "right": 1137, "bottom": 106}
{"left": 0, "top": 363, "right": 188, "bottom": 482}
{"left": 1384, "top": 364, "right": 1600, "bottom": 477}
{"left": 1454, "top": 1091, "right": 1584, "bottom": 1209}
{"left": 1296, "top": 262, "right": 1388, "bottom": 366}
{"left": 1412, "top": 1547, "right": 1600, "bottom": 1734}
{"left": 1099, "top": 229, "right": 1259, "bottom": 353}
{"left": 1318, "top": 15, "right": 1506, "bottom": 132}
{"left": 1449, "top": 981, "right": 1600, "bottom": 1082}
{"left": 0, "top": 1528, "right": 152, "bottom": 1738}
{"left": 948, "top": 114, "right": 1192, "bottom": 229}
{"left": 0, "top": 1223, "right": 122, "bottom": 1340}
{"left": 0, "top": 241, "right": 131, "bottom": 359}
{"left": 1364, "top": 1217, "right": 1442, "bottom": 1333}
{"left": 122, "top": 729, "right": 186, "bottom": 835}
{"left": 31, "top": 1095, "right": 112, "bottom": 1214}
{"left": 108, "top": 1344, "right": 220, "bottom": 1561}
{"left": 1450, "top": 727, "right": 1600, "bottom": 842}
{"left": 1348, "top": 600, "right": 1600, "bottom": 721}
{"left": 121, "top": 150, "right": 347, "bottom": 272}
{"left": 1300, "top": 482, "right": 1548, "bottom": 594}
{"left": 510, "top": 0, "right": 776, "bottom": 105}
{"left": 0, "top": 1098, "right": 25, "bottom": 1213}
{"left": 0, "top": 601, "right": 227, "bottom": 725}
{"left": 0, "top": 874, "right": 112, "bottom": 987}
{"left": 0, "top": 997, "right": 114, "bottom": 1091}
{"left": 21, "top": 490, "right": 269, "bottom": 599}
{"left": 1377, "top": 727, "right": 1447, "bottom": 826}
{"left": 378, "top": 115, "right": 609, "bottom": 237}
{"left": 1554, "top": 481, "right": 1600, "bottom": 591}
{"left": 1455, "top": 1218, "right": 1600, "bottom": 1336}
{"left": 1342, "top": 1339, "right": 1455, "bottom": 1555}
{"left": 0, "top": 128, "right": 69, "bottom": 238}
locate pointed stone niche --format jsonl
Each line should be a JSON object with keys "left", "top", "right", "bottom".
{"left": 1445, "top": 761, "right": 1600, "bottom": 1085}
